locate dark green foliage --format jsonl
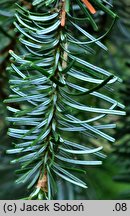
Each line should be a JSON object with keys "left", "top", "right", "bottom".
{"left": 113, "top": 73, "right": 130, "bottom": 199}
{"left": 107, "top": 0, "right": 130, "bottom": 199}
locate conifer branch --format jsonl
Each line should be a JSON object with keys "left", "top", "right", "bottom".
{"left": 5, "top": 0, "right": 125, "bottom": 200}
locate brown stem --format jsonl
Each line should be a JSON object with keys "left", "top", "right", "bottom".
{"left": 37, "top": 170, "right": 48, "bottom": 192}
{"left": 62, "top": 43, "right": 68, "bottom": 69}
{"left": 60, "top": 0, "right": 66, "bottom": 27}
{"left": 81, "top": 0, "right": 96, "bottom": 14}
{"left": 19, "top": 0, "right": 32, "bottom": 9}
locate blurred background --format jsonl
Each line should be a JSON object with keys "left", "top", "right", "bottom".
{"left": 0, "top": 0, "right": 130, "bottom": 199}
